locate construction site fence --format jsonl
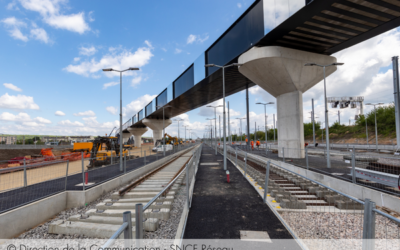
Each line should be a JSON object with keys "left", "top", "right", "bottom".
{"left": 223, "top": 145, "right": 400, "bottom": 250}
{"left": 0, "top": 143, "right": 199, "bottom": 214}
{"left": 103, "top": 144, "right": 202, "bottom": 247}
{"left": 0, "top": 145, "right": 73, "bottom": 149}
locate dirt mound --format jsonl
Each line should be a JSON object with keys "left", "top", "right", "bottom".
{"left": 0, "top": 149, "right": 42, "bottom": 162}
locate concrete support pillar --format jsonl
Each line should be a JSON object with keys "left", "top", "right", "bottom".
{"left": 122, "top": 132, "right": 131, "bottom": 144}
{"left": 127, "top": 127, "right": 148, "bottom": 148}
{"left": 277, "top": 90, "right": 304, "bottom": 158}
{"left": 238, "top": 46, "right": 337, "bottom": 158}
{"left": 142, "top": 118, "right": 172, "bottom": 145}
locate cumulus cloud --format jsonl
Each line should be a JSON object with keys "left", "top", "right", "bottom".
{"left": 73, "top": 110, "right": 96, "bottom": 117}
{"left": 197, "top": 98, "right": 241, "bottom": 118}
{"left": 175, "top": 48, "right": 182, "bottom": 54}
{"left": 0, "top": 112, "right": 30, "bottom": 121}
{"left": 131, "top": 76, "right": 142, "bottom": 87}
{"left": 237, "top": 3, "right": 242, "bottom": 8}
{"left": 186, "top": 34, "right": 209, "bottom": 44}
{"left": 58, "top": 120, "right": 84, "bottom": 126}
{"left": 1, "top": 17, "right": 28, "bottom": 41}
{"left": 124, "top": 94, "right": 157, "bottom": 118}
{"left": 0, "top": 93, "right": 39, "bottom": 110}
{"left": 64, "top": 42, "right": 153, "bottom": 78}
{"left": 79, "top": 46, "right": 97, "bottom": 56}
{"left": 55, "top": 111, "right": 65, "bottom": 116}
{"left": 103, "top": 81, "right": 119, "bottom": 89}
{"left": 106, "top": 106, "right": 118, "bottom": 115}
{"left": 3, "top": 83, "right": 22, "bottom": 92}
{"left": 34, "top": 117, "right": 51, "bottom": 124}
{"left": 18, "top": 0, "right": 90, "bottom": 34}
{"left": 30, "top": 27, "right": 49, "bottom": 43}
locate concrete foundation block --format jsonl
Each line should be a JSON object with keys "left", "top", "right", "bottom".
{"left": 325, "top": 195, "right": 342, "bottom": 204}
{"left": 335, "top": 200, "right": 364, "bottom": 210}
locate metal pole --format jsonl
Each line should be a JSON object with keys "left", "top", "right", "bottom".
{"left": 366, "top": 115, "right": 369, "bottom": 146}
{"left": 144, "top": 151, "right": 146, "bottom": 166}
{"left": 323, "top": 66, "right": 331, "bottom": 168}
{"left": 23, "top": 158, "right": 27, "bottom": 187}
{"left": 228, "top": 101, "right": 231, "bottom": 145}
{"left": 273, "top": 114, "right": 276, "bottom": 144}
{"left": 263, "top": 161, "right": 270, "bottom": 202}
{"left": 305, "top": 147, "right": 309, "bottom": 170}
{"left": 264, "top": 105, "right": 267, "bottom": 154}
{"left": 123, "top": 211, "right": 133, "bottom": 244}
{"left": 338, "top": 110, "right": 340, "bottom": 125}
{"left": 392, "top": 56, "right": 400, "bottom": 148}
{"left": 163, "top": 108, "right": 165, "bottom": 156}
{"left": 244, "top": 151, "right": 248, "bottom": 177}
{"left": 135, "top": 203, "right": 143, "bottom": 240}
{"left": 374, "top": 105, "right": 378, "bottom": 151}
{"left": 120, "top": 71, "right": 123, "bottom": 172}
{"left": 312, "top": 99, "right": 315, "bottom": 145}
{"left": 246, "top": 84, "right": 250, "bottom": 151}
{"left": 65, "top": 160, "right": 69, "bottom": 190}
{"left": 352, "top": 148, "right": 356, "bottom": 183}
{"left": 235, "top": 147, "right": 238, "bottom": 167}
{"left": 282, "top": 147, "right": 285, "bottom": 163}
{"left": 362, "top": 199, "right": 376, "bottom": 250}
{"left": 223, "top": 66, "right": 227, "bottom": 171}
{"left": 81, "top": 152, "right": 85, "bottom": 191}
{"left": 214, "top": 108, "right": 217, "bottom": 155}
{"left": 124, "top": 155, "right": 126, "bottom": 174}
{"left": 219, "top": 115, "right": 221, "bottom": 145}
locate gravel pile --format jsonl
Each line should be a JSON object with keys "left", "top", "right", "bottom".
{"left": 280, "top": 211, "right": 400, "bottom": 249}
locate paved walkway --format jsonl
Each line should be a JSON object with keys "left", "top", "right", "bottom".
{"left": 184, "top": 145, "right": 298, "bottom": 243}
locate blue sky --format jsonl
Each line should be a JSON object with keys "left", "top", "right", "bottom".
{"left": 1, "top": 0, "right": 399, "bottom": 138}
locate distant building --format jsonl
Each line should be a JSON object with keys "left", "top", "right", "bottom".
{"left": 0, "top": 136, "right": 17, "bottom": 144}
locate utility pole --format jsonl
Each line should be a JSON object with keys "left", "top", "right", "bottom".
{"left": 393, "top": 56, "right": 400, "bottom": 148}
{"left": 312, "top": 98, "right": 316, "bottom": 145}
{"left": 338, "top": 110, "right": 341, "bottom": 124}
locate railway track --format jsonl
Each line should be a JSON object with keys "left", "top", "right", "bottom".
{"left": 47, "top": 145, "right": 199, "bottom": 239}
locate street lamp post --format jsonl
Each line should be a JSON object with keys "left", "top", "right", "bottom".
{"left": 256, "top": 102, "right": 275, "bottom": 155}
{"left": 156, "top": 105, "right": 172, "bottom": 156}
{"left": 206, "top": 63, "right": 242, "bottom": 171}
{"left": 305, "top": 62, "right": 344, "bottom": 168}
{"left": 236, "top": 117, "right": 246, "bottom": 149}
{"left": 173, "top": 119, "right": 183, "bottom": 141}
{"left": 183, "top": 125, "right": 189, "bottom": 142}
{"left": 206, "top": 105, "right": 222, "bottom": 155}
{"left": 366, "top": 103, "right": 384, "bottom": 151}
{"left": 102, "top": 67, "right": 139, "bottom": 172}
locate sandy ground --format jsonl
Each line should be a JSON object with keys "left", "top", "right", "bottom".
{"left": 0, "top": 159, "right": 91, "bottom": 192}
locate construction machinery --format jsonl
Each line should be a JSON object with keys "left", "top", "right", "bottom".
{"left": 164, "top": 133, "right": 182, "bottom": 146}
{"left": 88, "top": 136, "right": 128, "bottom": 168}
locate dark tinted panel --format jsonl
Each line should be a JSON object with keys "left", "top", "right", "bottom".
{"left": 156, "top": 89, "right": 168, "bottom": 109}
{"left": 138, "top": 110, "right": 144, "bottom": 121}
{"left": 132, "top": 115, "right": 137, "bottom": 123}
{"left": 145, "top": 102, "right": 153, "bottom": 116}
{"left": 174, "top": 65, "right": 194, "bottom": 98}
{"left": 206, "top": 0, "right": 264, "bottom": 76}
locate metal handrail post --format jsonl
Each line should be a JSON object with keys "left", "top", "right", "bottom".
{"left": 244, "top": 151, "right": 248, "bottom": 177}
{"left": 23, "top": 158, "right": 27, "bottom": 187}
{"left": 65, "top": 160, "right": 69, "bottom": 191}
{"left": 282, "top": 147, "right": 285, "bottom": 163}
{"left": 352, "top": 150, "right": 356, "bottom": 183}
{"left": 362, "top": 199, "right": 376, "bottom": 250}
{"left": 263, "top": 161, "right": 271, "bottom": 203}
{"left": 123, "top": 211, "right": 132, "bottom": 246}
{"left": 124, "top": 155, "right": 126, "bottom": 173}
{"left": 81, "top": 152, "right": 85, "bottom": 191}
{"left": 235, "top": 147, "right": 238, "bottom": 166}
{"left": 305, "top": 147, "right": 309, "bottom": 170}
{"left": 135, "top": 203, "right": 143, "bottom": 241}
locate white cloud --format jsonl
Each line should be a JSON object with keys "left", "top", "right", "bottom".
{"left": 106, "top": 106, "right": 118, "bottom": 115}
{"left": 161, "top": 48, "right": 167, "bottom": 52}
{"left": 187, "top": 34, "right": 196, "bottom": 44}
{"left": 131, "top": 76, "right": 142, "bottom": 87}
{"left": 22, "top": 121, "right": 45, "bottom": 127}
{"left": 58, "top": 120, "right": 84, "bottom": 127}
{"left": 55, "top": 111, "right": 65, "bottom": 116}
{"left": 30, "top": 27, "right": 49, "bottom": 43}
{"left": 197, "top": 98, "right": 241, "bottom": 118}
{"left": 34, "top": 116, "right": 51, "bottom": 124}
{"left": 175, "top": 48, "right": 182, "bottom": 54}
{"left": 73, "top": 57, "right": 80, "bottom": 62}
{"left": 73, "top": 110, "right": 96, "bottom": 117}
{"left": 0, "top": 93, "right": 39, "bottom": 110}
{"left": 3, "top": 83, "right": 22, "bottom": 92}
{"left": 88, "top": 11, "right": 95, "bottom": 22}
{"left": 18, "top": 0, "right": 90, "bottom": 34}
{"left": 0, "top": 112, "right": 30, "bottom": 121}
{"left": 79, "top": 46, "right": 97, "bottom": 56}
{"left": 64, "top": 43, "right": 153, "bottom": 78}
{"left": 144, "top": 40, "right": 153, "bottom": 49}
{"left": 103, "top": 81, "right": 119, "bottom": 89}
{"left": 237, "top": 3, "right": 242, "bottom": 8}
{"left": 1, "top": 17, "right": 28, "bottom": 41}
{"left": 186, "top": 34, "right": 209, "bottom": 44}
{"left": 124, "top": 94, "right": 157, "bottom": 118}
